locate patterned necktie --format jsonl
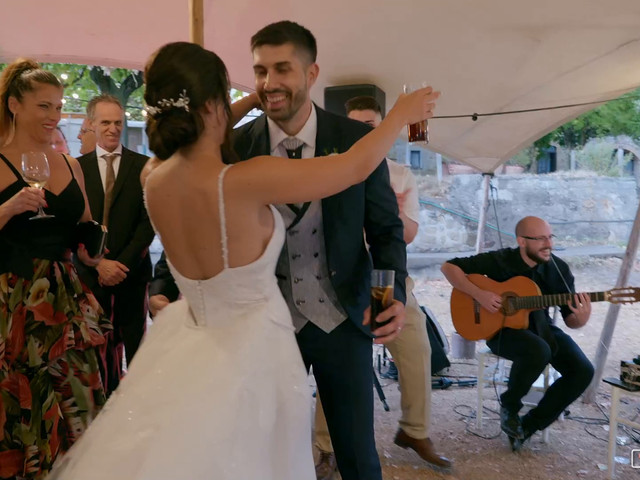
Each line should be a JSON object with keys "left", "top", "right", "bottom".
{"left": 280, "top": 137, "right": 310, "bottom": 226}
{"left": 282, "top": 137, "right": 304, "bottom": 159}
{"left": 102, "top": 153, "right": 118, "bottom": 227}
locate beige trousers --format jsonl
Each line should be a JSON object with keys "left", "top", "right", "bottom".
{"left": 315, "top": 277, "right": 432, "bottom": 451}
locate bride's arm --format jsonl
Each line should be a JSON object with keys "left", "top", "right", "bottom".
{"left": 230, "top": 93, "right": 260, "bottom": 126}
{"left": 235, "top": 87, "right": 439, "bottom": 206}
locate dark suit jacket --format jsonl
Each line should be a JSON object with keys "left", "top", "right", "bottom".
{"left": 232, "top": 106, "right": 407, "bottom": 332}
{"left": 75, "top": 146, "right": 155, "bottom": 291}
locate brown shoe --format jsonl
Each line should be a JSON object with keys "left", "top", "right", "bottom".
{"left": 315, "top": 450, "right": 337, "bottom": 480}
{"left": 394, "top": 429, "right": 452, "bottom": 471}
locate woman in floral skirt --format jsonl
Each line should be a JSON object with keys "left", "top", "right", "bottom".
{"left": 0, "top": 58, "right": 109, "bottom": 479}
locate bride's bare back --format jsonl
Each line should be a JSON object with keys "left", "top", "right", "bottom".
{"left": 145, "top": 154, "right": 276, "bottom": 281}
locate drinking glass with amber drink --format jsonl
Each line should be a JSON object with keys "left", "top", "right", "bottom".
{"left": 403, "top": 83, "right": 429, "bottom": 144}
{"left": 370, "top": 269, "right": 394, "bottom": 332}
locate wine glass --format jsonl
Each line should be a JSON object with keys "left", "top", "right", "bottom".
{"left": 21, "top": 151, "right": 55, "bottom": 219}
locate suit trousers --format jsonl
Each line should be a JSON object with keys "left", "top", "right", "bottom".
{"left": 299, "top": 320, "right": 382, "bottom": 480}
{"left": 315, "top": 276, "right": 432, "bottom": 452}
{"left": 486, "top": 324, "right": 594, "bottom": 431}
{"left": 94, "top": 277, "right": 149, "bottom": 396}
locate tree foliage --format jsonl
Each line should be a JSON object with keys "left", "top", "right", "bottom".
{"left": 544, "top": 87, "right": 640, "bottom": 149}
{"left": 0, "top": 62, "right": 251, "bottom": 123}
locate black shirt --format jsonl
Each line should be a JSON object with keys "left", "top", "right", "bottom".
{"left": 447, "top": 247, "right": 576, "bottom": 323}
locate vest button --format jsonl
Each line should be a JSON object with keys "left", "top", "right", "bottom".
{"left": 319, "top": 298, "right": 325, "bottom": 303}
{"left": 313, "top": 252, "right": 319, "bottom": 258}
{"left": 295, "top": 299, "right": 306, "bottom": 306}
{"left": 294, "top": 277, "right": 303, "bottom": 283}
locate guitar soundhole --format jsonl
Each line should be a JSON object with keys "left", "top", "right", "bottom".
{"left": 501, "top": 293, "right": 518, "bottom": 316}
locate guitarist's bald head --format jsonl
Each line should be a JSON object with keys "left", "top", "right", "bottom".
{"left": 515, "top": 216, "right": 550, "bottom": 238}
{"left": 515, "top": 216, "right": 554, "bottom": 265}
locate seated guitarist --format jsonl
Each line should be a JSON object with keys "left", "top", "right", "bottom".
{"left": 441, "top": 216, "right": 594, "bottom": 449}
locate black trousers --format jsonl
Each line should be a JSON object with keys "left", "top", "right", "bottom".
{"left": 94, "top": 277, "right": 148, "bottom": 396}
{"left": 297, "top": 320, "right": 381, "bottom": 480}
{"left": 487, "top": 324, "right": 594, "bottom": 431}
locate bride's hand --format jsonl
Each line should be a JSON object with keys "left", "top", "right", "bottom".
{"left": 392, "top": 86, "right": 440, "bottom": 126}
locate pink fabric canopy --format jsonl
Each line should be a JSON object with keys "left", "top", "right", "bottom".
{"left": 2, "top": 0, "right": 640, "bottom": 170}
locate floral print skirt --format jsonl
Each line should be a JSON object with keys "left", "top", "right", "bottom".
{"left": 0, "top": 258, "right": 110, "bottom": 479}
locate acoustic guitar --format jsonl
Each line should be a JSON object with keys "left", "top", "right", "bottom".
{"left": 450, "top": 274, "right": 640, "bottom": 341}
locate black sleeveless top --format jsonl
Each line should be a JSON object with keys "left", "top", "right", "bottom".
{"left": 0, "top": 153, "right": 85, "bottom": 276}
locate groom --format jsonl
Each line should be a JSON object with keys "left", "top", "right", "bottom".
{"left": 239, "top": 21, "right": 406, "bottom": 480}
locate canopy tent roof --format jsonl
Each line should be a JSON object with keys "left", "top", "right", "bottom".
{"left": 2, "top": 0, "right": 640, "bottom": 171}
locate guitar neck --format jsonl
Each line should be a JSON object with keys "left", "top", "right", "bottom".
{"left": 514, "top": 291, "right": 608, "bottom": 310}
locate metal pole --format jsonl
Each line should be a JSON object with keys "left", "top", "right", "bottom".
{"left": 474, "top": 173, "right": 492, "bottom": 253}
{"left": 583, "top": 201, "right": 640, "bottom": 403}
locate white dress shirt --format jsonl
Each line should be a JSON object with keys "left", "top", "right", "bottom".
{"left": 267, "top": 104, "right": 317, "bottom": 159}
{"left": 386, "top": 159, "right": 420, "bottom": 224}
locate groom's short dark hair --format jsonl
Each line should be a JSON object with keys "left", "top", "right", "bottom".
{"left": 251, "top": 21, "right": 317, "bottom": 64}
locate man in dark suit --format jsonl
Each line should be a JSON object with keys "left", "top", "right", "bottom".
{"left": 75, "top": 94, "right": 154, "bottom": 395}
{"left": 243, "top": 21, "right": 406, "bottom": 480}
{"left": 148, "top": 21, "right": 406, "bottom": 480}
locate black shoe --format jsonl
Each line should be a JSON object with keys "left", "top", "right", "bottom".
{"left": 500, "top": 407, "right": 524, "bottom": 439}
{"left": 510, "top": 425, "right": 536, "bottom": 452}
{"left": 520, "top": 415, "right": 537, "bottom": 444}
{"left": 381, "top": 361, "right": 398, "bottom": 380}
{"left": 508, "top": 435, "right": 522, "bottom": 452}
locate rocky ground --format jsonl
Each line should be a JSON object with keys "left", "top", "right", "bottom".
{"left": 319, "top": 256, "right": 640, "bottom": 480}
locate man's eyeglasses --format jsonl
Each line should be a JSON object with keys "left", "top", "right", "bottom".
{"left": 79, "top": 128, "right": 94, "bottom": 135}
{"left": 521, "top": 234, "right": 556, "bottom": 242}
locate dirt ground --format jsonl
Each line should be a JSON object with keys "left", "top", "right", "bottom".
{"left": 325, "top": 257, "right": 640, "bottom": 480}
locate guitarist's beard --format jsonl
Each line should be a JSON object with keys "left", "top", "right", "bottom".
{"left": 525, "top": 244, "right": 552, "bottom": 264}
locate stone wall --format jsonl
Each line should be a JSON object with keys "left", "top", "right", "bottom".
{"left": 409, "top": 173, "right": 638, "bottom": 253}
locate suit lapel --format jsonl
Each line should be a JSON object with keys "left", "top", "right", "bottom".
{"left": 315, "top": 107, "right": 342, "bottom": 242}
{"left": 110, "top": 147, "right": 133, "bottom": 205}
{"left": 314, "top": 106, "right": 336, "bottom": 159}
{"left": 248, "top": 115, "right": 271, "bottom": 157}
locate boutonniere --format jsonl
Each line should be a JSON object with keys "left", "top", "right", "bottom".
{"left": 322, "top": 147, "right": 340, "bottom": 156}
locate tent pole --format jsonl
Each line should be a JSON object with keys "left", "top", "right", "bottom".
{"left": 474, "top": 173, "right": 492, "bottom": 253}
{"left": 189, "top": 0, "right": 204, "bottom": 46}
{"left": 583, "top": 201, "right": 640, "bottom": 403}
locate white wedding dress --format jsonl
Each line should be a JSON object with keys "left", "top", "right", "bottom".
{"left": 49, "top": 166, "right": 315, "bottom": 480}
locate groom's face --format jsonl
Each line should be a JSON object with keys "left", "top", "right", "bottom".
{"left": 252, "top": 42, "right": 318, "bottom": 123}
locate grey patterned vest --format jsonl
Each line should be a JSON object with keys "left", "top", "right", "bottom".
{"left": 275, "top": 201, "right": 347, "bottom": 333}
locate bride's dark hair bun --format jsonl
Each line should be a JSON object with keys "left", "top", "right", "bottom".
{"left": 144, "top": 42, "right": 233, "bottom": 160}
{"left": 146, "top": 108, "right": 200, "bottom": 161}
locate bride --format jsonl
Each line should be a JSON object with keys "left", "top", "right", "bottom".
{"left": 49, "top": 41, "right": 438, "bottom": 480}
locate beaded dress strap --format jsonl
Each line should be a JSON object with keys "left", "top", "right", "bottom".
{"left": 218, "top": 164, "right": 233, "bottom": 269}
